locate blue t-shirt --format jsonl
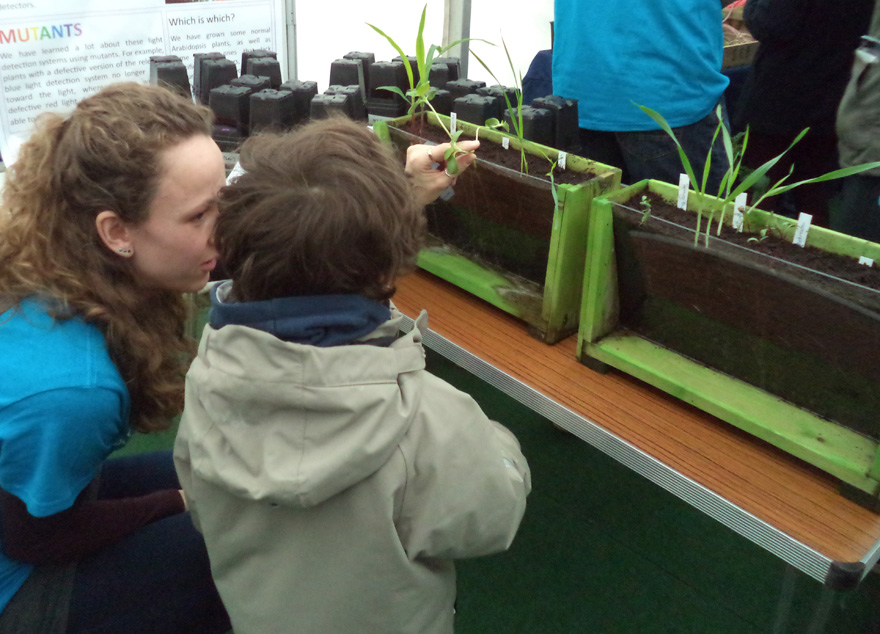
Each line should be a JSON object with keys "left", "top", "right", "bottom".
{"left": 552, "top": 0, "right": 730, "bottom": 131}
{"left": 0, "top": 299, "right": 130, "bottom": 612}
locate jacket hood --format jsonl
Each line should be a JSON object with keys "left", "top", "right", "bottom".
{"left": 181, "top": 307, "right": 428, "bottom": 508}
{"left": 209, "top": 281, "right": 393, "bottom": 347}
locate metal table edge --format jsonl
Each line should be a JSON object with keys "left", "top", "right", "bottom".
{"left": 399, "top": 314, "right": 834, "bottom": 584}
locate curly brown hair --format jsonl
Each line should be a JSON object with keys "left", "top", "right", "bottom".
{"left": 0, "top": 82, "right": 214, "bottom": 432}
{"left": 216, "top": 116, "right": 424, "bottom": 303}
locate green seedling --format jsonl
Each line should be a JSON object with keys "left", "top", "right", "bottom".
{"left": 639, "top": 194, "right": 652, "bottom": 225}
{"left": 747, "top": 228, "right": 770, "bottom": 244}
{"left": 547, "top": 159, "right": 560, "bottom": 216}
{"left": 368, "top": 4, "right": 488, "bottom": 174}
{"left": 637, "top": 103, "right": 880, "bottom": 247}
{"left": 471, "top": 37, "right": 529, "bottom": 174}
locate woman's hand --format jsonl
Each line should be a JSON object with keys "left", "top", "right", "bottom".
{"left": 405, "top": 140, "right": 480, "bottom": 207}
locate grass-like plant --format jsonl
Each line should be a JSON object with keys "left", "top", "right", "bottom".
{"left": 471, "top": 38, "right": 530, "bottom": 174}
{"left": 637, "top": 103, "right": 880, "bottom": 247}
{"left": 639, "top": 194, "right": 652, "bottom": 225}
{"left": 368, "top": 4, "right": 483, "bottom": 174}
{"left": 368, "top": 5, "right": 456, "bottom": 126}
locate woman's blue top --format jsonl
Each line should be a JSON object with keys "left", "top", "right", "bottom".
{"left": 0, "top": 299, "right": 129, "bottom": 612}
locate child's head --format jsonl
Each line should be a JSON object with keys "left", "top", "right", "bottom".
{"left": 215, "top": 116, "right": 423, "bottom": 302}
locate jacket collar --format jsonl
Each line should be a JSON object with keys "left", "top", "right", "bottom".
{"left": 209, "top": 281, "right": 392, "bottom": 348}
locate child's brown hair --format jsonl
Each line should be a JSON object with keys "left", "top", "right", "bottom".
{"left": 216, "top": 116, "right": 424, "bottom": 302}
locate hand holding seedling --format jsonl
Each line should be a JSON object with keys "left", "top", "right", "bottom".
{"left": 405, "top": 140, "right": 480, "bottom": 206}
{"left": 369, "top": 4, "right": 489, "bottom": 180}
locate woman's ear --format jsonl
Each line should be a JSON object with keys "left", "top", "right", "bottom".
{"left": 95, "top": 211, "right": 134, "bottom": 257}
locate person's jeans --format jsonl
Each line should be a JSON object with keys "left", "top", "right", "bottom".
{"left": 833, "top": 174, "right": 880, "bottom": 243}
{"left": 579, "top": 100, "right": 731, "bottom": 193}
{"left": 66, "top": 451, "right": 230, "bottom": 634}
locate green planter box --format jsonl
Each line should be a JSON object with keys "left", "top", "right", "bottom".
{"left": 578, "top": 179, "right": 880, "bottom": 503}
{"left": 373, "top": 112, "right": 621, "bottom": 343}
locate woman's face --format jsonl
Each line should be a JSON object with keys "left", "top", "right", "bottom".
{"left": 127, "top": 135, "right": 226, "bottom": 292}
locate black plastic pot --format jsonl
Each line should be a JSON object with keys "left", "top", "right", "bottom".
{"left": 365, "top": 61, "right": 408, "bottom": 120}
{"left": 241, "top": 49, "right": 275, "bottom": 73}
{"left": 453, "top": 94, "right": 502, "bottom": 125}
{"left": 209, "top": 84, "right": 253, "bottom": 134}
{"left": 150, "top": 61, "right": 190, "bottom": 98}
{"left": 392, "top": 55, "right": 420, "bottom": 84}
{"left": 478, "top": 84, "right": 519, "bottom": 107}
{"left": 246, "top": 57, "right": 281, "bottom": 89}
{"left": 193, "top": 52, "right": 227, "bottom": 104}
{"left": 249, "top": 89, "right": 296, "bottom": 132}
{"left": 429, "top": 89, "right": 452, "bottom": 116}
{"left": 328, "top": 59, "right": 364, "bottom": 95}
{"left": 531, "top": 95, "right": 579, "bottom": 152}
{"left": 231, "top": 74, "right": 270, "bottom": 93}
{"left": 428, "top": 63, "right": 450, "bottom": 89}
{"left": 325, "top": 85, "right": 366, "bottom": 120}
{"left": 368, "top": 61, "right": 406, "bottom": 99}
{"left": 433, "top": 56, "right": 461, "bottom": 82}
{"left": 504, "top": 105, "right": 554, "bottom": 147}
{"left": 279, "top": 80, "right": 318, "bottom": 126}
{"left": 446, "top": 78, "right": 486, "bottom": 100}
{"left": 343, "top": 51, "right": 375, "bottom": 97}
{"left": 310, "top": 92, "right": 355, "bottom": 120}
{"left": 149, "top": 54, "right": 181, "bottom": 66}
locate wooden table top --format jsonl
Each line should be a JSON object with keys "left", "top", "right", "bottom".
{"left": 393, "top": 270, "right": 880, "bottom": 566}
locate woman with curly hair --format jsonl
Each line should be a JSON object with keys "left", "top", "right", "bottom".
{"left": 0, "top": 82, "right": 231, "bottom": 634}
{"left": 0, "top": 80, "right": 475, "bottom": 634}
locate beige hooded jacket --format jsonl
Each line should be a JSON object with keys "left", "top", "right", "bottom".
{"left": 174, "top": 309, "right": 531, "bottom": 634}
{"left": 837, "top": 2, "right": 880, "bottom": 176}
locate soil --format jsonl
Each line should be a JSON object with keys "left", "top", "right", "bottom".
{"left": 613, "top": 191, "right": 880, "bottom": 439}
{"left": 398, "top": 118, "right": 593, "bottom": 186}
{"left": 390, "top": 117, "right": 880, "bottom": 300}
{"left": 634, "top": 191, "right": 880, "bottom": 295}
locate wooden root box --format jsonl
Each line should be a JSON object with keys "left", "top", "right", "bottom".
{"left": 578, "top": 179, "right": 880, "bottom": 505}
{"left": 373, "top": 112, "right": 621, "bottom": 344}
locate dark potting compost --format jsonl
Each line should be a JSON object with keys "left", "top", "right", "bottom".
{"left": 611, "top": 193, "right": 880, "bottom": 440}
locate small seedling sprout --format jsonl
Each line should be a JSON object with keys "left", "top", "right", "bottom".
{"left": 368, "top": 4, "right": 489, "bottom": 174}
{"left": 471, "top": 37, "right": 529, "bottom": 174}
{"left": 636, "top": 103, "right": 880, "bottom": 247}
{"left": 547, "top": 159, "right": 560, "bottom": 215}
{"left": 639, "top": 194, "right": 652, "bottom": 225}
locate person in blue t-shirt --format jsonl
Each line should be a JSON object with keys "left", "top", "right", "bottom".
{"left": 0, "top": 82, "right": 231, "bottom": 634}
{"left": 0, "top": 80, "right": 473, "bottom": 634}
{"left": 552, "top": 0, "right": 731, "bottom": 189}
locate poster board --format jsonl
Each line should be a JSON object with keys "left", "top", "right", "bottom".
{"left": 0, "top": 0, "right": 288, "bottom": 162}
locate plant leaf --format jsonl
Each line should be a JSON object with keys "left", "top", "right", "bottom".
{"left": 768, "top": 161, "right": 880, "bottom": 196}
{"left": 724, "top": 130, "right": 807, "bottom": 202}
{"left": 377, "top": 85, "right": 407, "bottom": 101}
{"left": 637, "top": 103, "right": 698, "bottom": 191}
{"left": 415, "top": 4, "right": 427, "bottom": 83}
{"left": 367, "top": 22, "right": 414, "bottom": 93}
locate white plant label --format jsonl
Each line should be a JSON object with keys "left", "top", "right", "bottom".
{"left": 450, "top": 112, "right": 457, "bottom": 135}
{"left": 558, "top": 151, "right": 567, "bottom": 170}
{"left": 677, "top": 174, "right": 690, "bottom": 210}
{"left": 502, "top": 137, "right": 510, "bottom": 150}
{"left": 793, "top": 212, "right": 813, "bottom": 247}
{"left": 732, "top": 192, "right": 748, "bottom": 232}
{"left": 859, "top": 256, "right": 874, "bottom": 267}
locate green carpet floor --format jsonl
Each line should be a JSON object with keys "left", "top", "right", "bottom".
{"left": 118, "top": 348, "right": 880, "bottom": 633}
{"left": 426, "top": 351, "right": 880, "bottom": 634}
